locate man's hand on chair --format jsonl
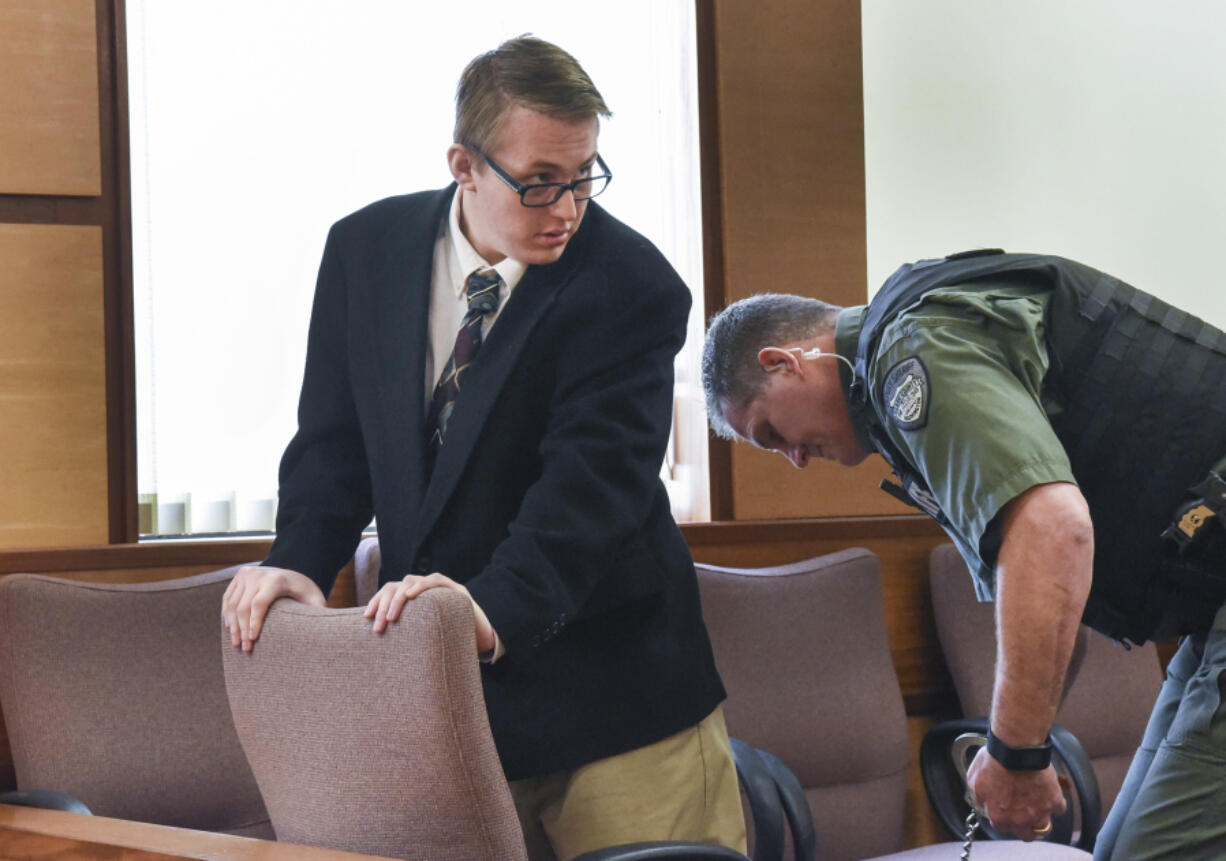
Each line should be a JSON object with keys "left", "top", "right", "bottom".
{"left": 364, "top": 573, "right": 497, "bottom": 655}
{"left": 222, "top": 566, "right": 326, "bottom": 653}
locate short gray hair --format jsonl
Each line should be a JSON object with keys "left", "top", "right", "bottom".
{"left": 701, "top": 293, "right": 841, "bottom": 439}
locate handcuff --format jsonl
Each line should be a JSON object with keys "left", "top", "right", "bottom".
{"left": 951, "top": 732, "right": 1054, "bottom": 859}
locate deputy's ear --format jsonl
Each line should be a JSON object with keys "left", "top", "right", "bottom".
{"left": 757, "top": 346, "right": 801, "bottom": 375}
{"left": 448, "top": 144, "right": 479, "bottom": 190}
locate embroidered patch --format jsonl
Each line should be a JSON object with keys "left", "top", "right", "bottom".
{"left": 882, "top": 357, "right": 930, "bottom": 430}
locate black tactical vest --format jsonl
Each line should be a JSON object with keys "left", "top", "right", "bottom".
{"left": 852, "top": 250, "right": 1226, "bottom": 643}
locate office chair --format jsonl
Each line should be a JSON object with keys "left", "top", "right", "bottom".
{"left": 695, "top": 550, "right": 1093, "bottom": 861}
{"left": 0, "top": 568, "right": 271, "bottom": 836}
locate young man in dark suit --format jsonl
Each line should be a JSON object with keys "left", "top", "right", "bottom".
{"left": 221, "top": 36, "right": 743, "bottom": 859}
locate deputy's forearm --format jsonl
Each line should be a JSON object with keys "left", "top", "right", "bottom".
{"left": 990, "top": 482, "right": 1094, "bottom": 747}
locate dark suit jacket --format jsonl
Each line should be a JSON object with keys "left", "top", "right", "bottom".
{"left": 264, "top": 185, "right": 726, "bottom": 779}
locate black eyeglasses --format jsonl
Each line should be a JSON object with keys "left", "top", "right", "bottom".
{"left": 474, "top": 149, "right": 613, "bottom": 208}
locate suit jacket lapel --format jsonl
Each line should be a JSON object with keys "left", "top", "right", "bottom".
{"left": 368, "top": 187, "right": 453, "bottom": 519}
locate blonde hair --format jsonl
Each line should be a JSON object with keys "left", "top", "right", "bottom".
{"left": 454, "top": 35, "right": 611, "bottom": 154}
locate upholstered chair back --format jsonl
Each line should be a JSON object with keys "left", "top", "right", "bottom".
{"left": 221, "top": 588, "right": 526, "bottom": 861}
{"left": 0, "top": 568, "right": 271, "bottom": 837}
{"left": 694, "top": 549, "right": 910, "bottom": 861}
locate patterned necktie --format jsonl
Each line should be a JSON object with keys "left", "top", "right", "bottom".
{"left": 425, "top": 267, "right": 502, "bottom": 460}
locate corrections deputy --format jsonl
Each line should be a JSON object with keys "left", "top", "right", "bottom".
{"left": 701, "top": 250, "right": 1226, "bottom": 861}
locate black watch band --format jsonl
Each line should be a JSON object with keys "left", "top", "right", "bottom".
{"left": 986, "top": 730, "right": 1053, "bottom": 771}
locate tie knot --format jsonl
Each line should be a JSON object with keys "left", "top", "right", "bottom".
{"left": 465, "top": 268, "right": 501, "bottom": 316}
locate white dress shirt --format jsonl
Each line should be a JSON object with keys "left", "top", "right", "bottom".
{"left": 426, "top": 189, "right": 527, "bottom": 402}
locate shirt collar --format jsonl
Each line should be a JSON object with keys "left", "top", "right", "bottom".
{"left": 834, "top": 305, "right": 878, "bottom": 454}
{"left": 446, "top": 189, "right": 527, "bottom": 297}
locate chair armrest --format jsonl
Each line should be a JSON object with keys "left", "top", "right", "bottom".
{"left": 730, "top": 738, "right": 784, "bottom": 861}
{"left": 1049, "top": 722, "right": 1102, "bottom": 850}
{"left": 754, "top": 748, "right": 817, "bottom": 861}
{"left": 0, "top": 789, "right": 92, "bottom": 815}
{"left": 920, "top": 716, "right": 1102, "bottom": 851}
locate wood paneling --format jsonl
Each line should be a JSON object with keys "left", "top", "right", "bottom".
{"left": 730, "top": 449, "right": 917, "bottom": 520}
{"left": 695, "top": 1, "right": 733, "bottom": 520}
{"left": 98, "top": 0, "right": 138, "bottom": 543}
{"left": 711, "top": 0, "right": 867, "bottom": 307}
{"left": 0, "top": 196, "right": 102, "bottom": 225}
{"left": 0, "top": 0, "right": 101, "bottom": 196}
{"left": 704, "top": 0, "right": 902, "bottom": 521}
{"left": 0, "top": 224, "right": 108, "bottom": 548}
{"left": 0, "top": 804, "right": 392, "bottom": 860}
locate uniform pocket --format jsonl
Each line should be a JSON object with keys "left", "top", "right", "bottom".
{"left": 1166, "top": 628, "right": 1226, "bottom": 753}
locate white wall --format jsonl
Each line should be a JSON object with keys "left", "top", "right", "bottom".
{"left": 862, "top": 0, "right": 1226, "bottom": 327}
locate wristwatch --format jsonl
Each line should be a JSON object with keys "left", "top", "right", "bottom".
{"left": 986, "top": 729, "right": 1053, "bottom": 771}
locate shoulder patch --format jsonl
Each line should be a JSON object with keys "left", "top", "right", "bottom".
{"left": 882, "top": 356, "right": 930, "bottom": 430}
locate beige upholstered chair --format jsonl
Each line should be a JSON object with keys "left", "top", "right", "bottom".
{"left": 695, "top": 550, "right": 1092, "bottom": 861}
{"left": 928, "top": 543, "right": 1163, "bottom": 814}
{"left": 695, "top": 550, "right": 910, "bottom": 861}
{"left": 221, "top": 588, "right": 528, "bottom": 861}
{"left": 0, "top": 567, "right": 272, "bottom": 837}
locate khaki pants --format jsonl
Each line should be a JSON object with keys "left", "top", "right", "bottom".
{"left": 509, "top": 707, "right": 747, "bottom": 861}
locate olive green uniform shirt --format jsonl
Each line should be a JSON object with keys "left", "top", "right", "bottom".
{"left": 834, "top": 283, "right": 1077, "bottom": 599}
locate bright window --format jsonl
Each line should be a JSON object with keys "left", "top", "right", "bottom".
{"left": 128, "top": 1, "right": 709, "bottom": 536}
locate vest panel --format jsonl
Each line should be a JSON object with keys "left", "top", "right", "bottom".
{"left": 856, "top": 251, "right": 1226, "bottom": 642}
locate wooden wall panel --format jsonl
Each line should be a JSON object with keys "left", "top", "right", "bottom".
{"left": 707, "top": 0, "right": 902, "bottom": 520}
{"left": 0, "top": 0, "right": 101, "bottom": 196}
{"left": 0, "top": 224, "right": 108, "bottom": 547}
{"left": 712, "top": 0, "right": 867, "bottom": 308}
{"left": 731, "top": 449, "right": 916, "bottom": 520}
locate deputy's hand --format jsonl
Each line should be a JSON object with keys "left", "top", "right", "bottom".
{"left": 966, "top": 745, "right": 1066, "bottom": 840}
{"left": 364, "top": 573, "right": 496, "bottom": 655}
{"left": 222, "top": 565, "right": 326, "bottom": 653}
